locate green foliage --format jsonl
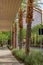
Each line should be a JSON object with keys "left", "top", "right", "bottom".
{"left": 12, "top": 48, "right": 43, "bottom": 65}
{"left": 18, "top": 28, "right": 26, "bottom": 43}
{"left": 0, "top": 32, "right": 10, "bottom": 40}
{"left": 12, "top": 48, "right": 25, "bottom": 61}
{"left": 18, "top": 24, "right": 43, "bottom": 47}
{"left": 31, "top": 24, "right": 43, "bottom": 47}
{"left": 32, "top": 24, "right": 42, "bottom": 34}
{"left": 0, "top": 31, "right": 11, "bottom": 45}
{"left": 7, "top": 45, "right": 13, "bottom": 50}
{"left": 25, "top": 52, "right": 43, "bottom": 65}
{"left": 22, "top": 29, "right": 26, "bottom": 39}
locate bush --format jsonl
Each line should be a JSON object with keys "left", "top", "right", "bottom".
{"left": 12, "top": 48, "right": 43, "bottom": 65}
{"left": 7, "top": 45, "right": 13, "bottom": 50}
{"left": 12, "top": 48, "right": 25, "bottom": 61}
{"left": 25, "top": 51, "right": 43, "bottom": 65}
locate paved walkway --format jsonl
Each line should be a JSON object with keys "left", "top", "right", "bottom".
{"left": 0, "top": 47, "right": 24, "bottom": 65}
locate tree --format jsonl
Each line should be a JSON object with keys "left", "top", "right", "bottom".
{"left": 26, "top": 0, "right": 33, "bottom": 54}
{"left": 18, "top": 8, "right": 23, "bottom": 49}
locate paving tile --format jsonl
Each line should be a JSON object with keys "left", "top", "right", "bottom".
{"left": 0, "top": 47, "right": 24, "bottom": 65}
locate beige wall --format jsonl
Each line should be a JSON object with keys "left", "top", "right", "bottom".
{"left": 0, "top": 20, "right": 12, "bottom": 31}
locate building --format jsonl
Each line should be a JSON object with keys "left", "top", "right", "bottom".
{"left": 23, "top": 3, "right": 43, "bottom": 28}
{"left": 32, "top": 3, "right": 43, "bottom": 27}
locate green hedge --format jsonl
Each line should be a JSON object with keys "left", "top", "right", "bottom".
{"left": 12, "top": 48, "right": 43, "bottom": 65}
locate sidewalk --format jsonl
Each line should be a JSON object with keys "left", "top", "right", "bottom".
{"left": 0, "top": 47, "right": 24, "bottom": 65}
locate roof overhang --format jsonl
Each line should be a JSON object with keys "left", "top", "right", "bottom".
{"left": 0, "top": 0, "right": 22, "bottom": 31}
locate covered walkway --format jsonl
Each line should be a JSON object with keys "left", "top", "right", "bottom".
{"left": 0, "top": 47, "right": 24, "bottom": 65}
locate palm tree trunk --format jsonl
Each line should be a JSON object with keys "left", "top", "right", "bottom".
{"left": 26, "top": 0, "right": 33, "bottom": 55}
{"left": 18, "top": 8, "right": 23, "bottom": 49}
{"left": 26, "top": 23, "right": 31, "bottom": 54}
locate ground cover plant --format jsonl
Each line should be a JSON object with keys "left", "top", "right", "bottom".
{"left": 12, "top": 48, "right": 43, "bottom": 65}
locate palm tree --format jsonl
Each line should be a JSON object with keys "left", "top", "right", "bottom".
{"left": 26, "top": 0, "right": 33, "bottom": 54}
{"left": 18, "top": 8, "right": 23, "bottom": 49}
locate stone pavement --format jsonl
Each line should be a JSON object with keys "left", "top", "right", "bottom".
{"left": 0, "top": 47, "right": 24, "bottom": 65}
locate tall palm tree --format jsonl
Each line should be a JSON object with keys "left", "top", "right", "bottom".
{"left": 26, "top": 0, "right": 33, "bottom": 54}
{"left": 18, "top": 8, "right": 23, "bottom": 49}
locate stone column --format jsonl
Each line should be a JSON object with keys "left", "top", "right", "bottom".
{"left": 42, "top": 11, "right": 43, "bottom": 24}
{"left": 16, "top": 21, "right": 18, "bottom": 48}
